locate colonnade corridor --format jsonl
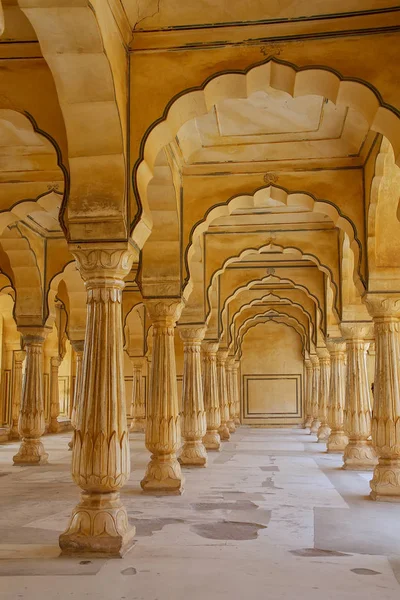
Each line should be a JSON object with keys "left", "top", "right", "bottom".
{"left": 0, "top": 427, "right": 399, "bottom": 600}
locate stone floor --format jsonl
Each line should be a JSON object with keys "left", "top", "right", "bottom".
{"left": 0, "top": 427, "right": 399, "bottom": 599}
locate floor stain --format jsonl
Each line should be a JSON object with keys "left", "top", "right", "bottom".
{"left": 191, "top": 520, "right": 267, "bottom": 541}
{"left": 121, "top": 567, "right": 137, "bottom": 576}
{"left": 290, "top": 548, "right": 352, "bottom": 557}
{"left": 259, "top": 466, "right": 280, "bottom": 472}
{"left": 351, "top": 568, "right": 382, "bottom": 575}
{"left": 129, "top": 518, "right": 184, "bottom": 537}
{"left": 191, "top": 500, "right": 259, "bottom": 512}
{"left": 262, "top": 477, "right": 283, "bottom": 489}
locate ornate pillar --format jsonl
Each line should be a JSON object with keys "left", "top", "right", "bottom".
{"left": 226, "top": 358, "right": 236, "bottom": 433}
{"left": 364, "top": 294, "right": 400, "bottom": 501}
{"left": 68, "top": 341, "right": 84, "bottom": 450}
{"left": 341, "top": 322, "right": 378, "bottom": 470}
{"left": 13, "top": 330, "right": 48, "bottom": 465}
{"left": 326, "top": 338, "right": 348, "bottom": 453}
{"left": 48, "top": 356, "right": 61, "bottom": 433}
{"left": 309, "top": 354, "right": 320, "bottom": 434}
{"left": 140, "top": 299, "right": 184, "bottom": 494}
{"left": 233, "top": 360, "right": 241, "bottom": 426}
{"left": 217, "top": 349, "right": 230, "bottom": 441}
{"left": 10, "top": 350, "right": 25, "bottom": 439}
{"left": 178, "top": 325, "right": 207, "bottom": 467}
{"left": 304, "top": 357, "right": 313, "bottom": 428}
{"left": 316, "top": 347, "right": 331, "bottom": 442}
{"left": 130, "top": 357, "right": 146, "bottom": 432}
{"left": 202, "top": 342, "right": 221, "bottom": 450}
{"left": 59, "top": 244, "right": 136, "bottom": 557}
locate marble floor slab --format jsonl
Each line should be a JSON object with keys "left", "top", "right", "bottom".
{"left": 0, "top": 428, "right": 399, "bottom": 599}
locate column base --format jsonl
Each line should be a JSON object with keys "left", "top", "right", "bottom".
{"left": 326, "top": 431, "right": 348, "bottom": 453}
{"left": 13, "top": 439, "right": 48, "bottom": 466}
{"left": 317, "top": 424, "right": 331, "bottom": 442}
{"left": 179, "top": 440, "right": 207, "bottom": 467}
{"left": 227, "top": 419, "right": 236, "bottom": 433}
{"left": 342, "top": 439, "right": 378, "bottom": 471}
{"left": 141, "top": 454, "right": 184, "bottom": 495}
{"left": 130, "top": 418, "right": 146, "bottom": 433}
{"left": 203, "top": 430, "right": 221, "bottom": 451}
{"left": 304, "top": 415, "right": 313, "bottom": 428}
{"left": 68, "top": 437, "right": 74, "bottom": 451}
{"left": 218, "top": 423, "right": 231, "bottom": 441}
{"left": 370, "top": 458, "right": 400, "bottom": 502}
{"left": 10, "top": 425, "right": 20, "bottom": 440}
{"left": 234, "top": 417, "right": 241, "bottom": 427}
{"left": 59, "top": 491, "right": 135, "bottom": 557}
{"left": 48, "top": 419, "right": 60, "bottom": 434}
{"left": 310, "top": 419, "right": 320, "bottom": 434}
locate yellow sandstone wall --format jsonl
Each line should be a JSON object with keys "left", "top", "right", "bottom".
{"left": 241, "top": 321, "right": 304, "bottom": 427}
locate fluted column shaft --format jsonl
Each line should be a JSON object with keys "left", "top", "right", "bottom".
{"left": 233, "top": 361, "right": 241, "bottom": 426}
{"left": 59, "top": 244, "right": 136, "bottom": 557}
{"left": 48, "top": 356, "right": 61, "bottom": 433}
{"left": 68, "top": 341, "right": 84, "bottom": 450}
{"left": 10, "top": 350, "right": 25, "bottom": 439}
{"left": 341, "top": 323, "right": 377, "bottom": 470}
{"left": 178, "top": 326, "right": 207, "bottom": 467}
{"left": 202, "top": 342, "right": 221, "bottom": 450}
{"left": 326, "top": 339, "right": 348, "bottom": 453}
{"left": 13, "top": 332, "right": 48, "bottom": 465}
{"left": 217, "top": 349, "right": 230, "bottom": 441}
{"left": 304, "top": 358, "right": 313, "bottom": 428}
{"left": 365, "top": 295, "right": 400, "bottom": 501}
{"left": 310, "top": 355, "right": 320, "bottom": 434}
{"left": 140, "top": 299, "right": 184, "bottom": 494}
{"left": 317, "top": 348, "right": 331, "bottom": 442}
{"left": 226, "top": 359, "right": 236, "bottom": 433}
{"left": 130, "top": 358, "right": 146, "bottom": 432}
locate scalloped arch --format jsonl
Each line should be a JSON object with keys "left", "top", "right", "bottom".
{"left": 134, "top": 57, "right": 400, "bottom": 246}
{"left": 207, "top": 243, "right": 339, "bottom": 325}
{"left": 227, "top": 293, "right": 314, "bottom": 350}
{"left": 237, "top": 311, "right": 306, "bottom": 358}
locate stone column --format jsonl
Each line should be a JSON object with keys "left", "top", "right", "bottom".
{"left": 10, "top": 350, "right": 25, "bottom": 439}
{"left": 364, "top": 294, "right": 400, "bottom": 501}
{"left": 130, "top": 358, "right": 146, "bottom": 432}
{"left": 59, "top": 244, "right": 136, "bottom": 557}
{"left": 178, "top": 325, "right": 207, "bottom": 467}
{"left": 233, "top": 360, "right": 241, "bottom": 426}
{"left": 341, "top": 322, "right": 378, "bottom": 470}
{"left": 316, "top": 347, "right": 331, "bottom": 442}
{"left": 309, "top": 354, "right": 320, "bottom": 434}
{"left": 326, "top": 338, "right": 348, "bottom": 453}
{"left": 13, "top": 330, "right": 48, "bottom": 465}
{"left": 217, "top": 349, "right": 230, "bottom": 441}
{"left": 68, "top": 341, "right": 84, "bottom": 450}
{"left": 304, "top": 357, "right": 313, "bottom": 428}
{"left": 48, "top": 356, "right": 61, "bottom": 433}
{"left": 140, "top": 299, "right": 184, "bottom": 494}
{"left": 226, "top": 358, "right": 236, "bottom": 433}
{"left": 202, "top": 342, "right": 221, "bottom": 450}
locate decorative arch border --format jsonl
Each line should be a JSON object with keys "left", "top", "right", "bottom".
{"left": 207, "top": 245, "right": 339, "bottom": 326}
{"left": 216, "top": 273, "right": 326, "bottom": 341}
{"left": 132, "top": 57, "right": 400, "bottom": 246}
{"left": 227, "top": 293, "right": 315, "bottom": 348}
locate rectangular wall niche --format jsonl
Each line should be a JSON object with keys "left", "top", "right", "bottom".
{"left": 243, "top": 374, "right": 302, "bottom": 426}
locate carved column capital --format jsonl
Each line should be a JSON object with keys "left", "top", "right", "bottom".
{"left": 202, "top": 341, "right": 219, "bottom": 355}
{"left": 217, "top": 348, "right": 229, "bottom": 363}
{"left": 364, "top": 293, "right": 400, "bottom": 320}
{"left": 178, "top": 325, "right": 206, "bottom": 344}
{"left": 50, "top": 355, "right": 62, "bottom": 369}
{"left": 326, "top": 337, "right": 346, "bottom": 355}
{"left": 14, "top": 350, "right": 26, "bottom": 364}
{"left": 71, "top": 242, "right": 138, "bottom": 283}
{"left": 340, "top": 322, "right": 373, "bottom": 341}
{"left": 71, "top": 340, "right": 85, "bottom": 355}
{"left": 309, "top": 354, "right": 319, "bottom": 367}
{"left": 316, "top": 347, "right": 330, "bottom": 364}
{"left": 145, "top": 298, "right": 184, "bottom": 326}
